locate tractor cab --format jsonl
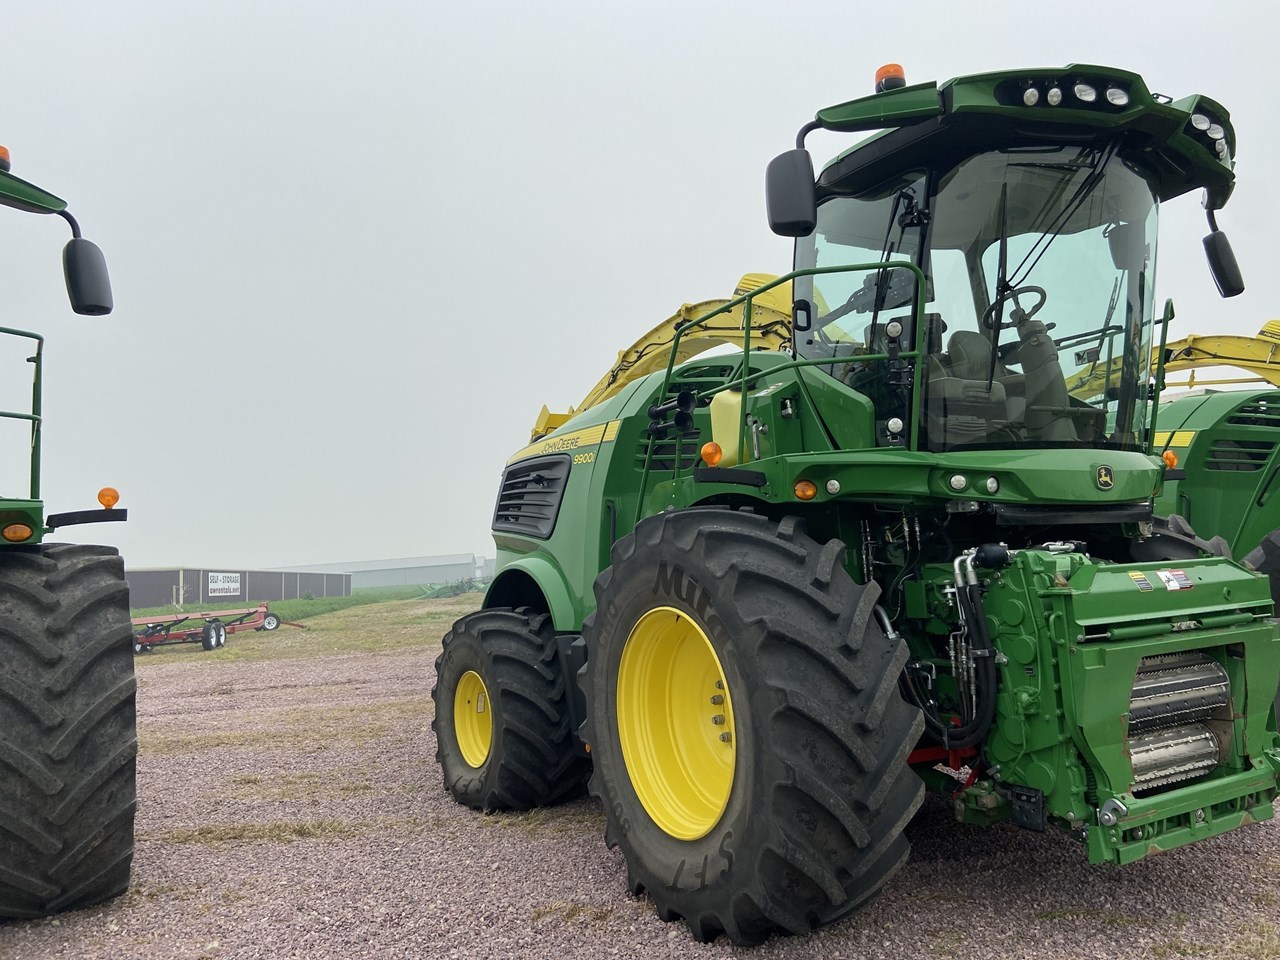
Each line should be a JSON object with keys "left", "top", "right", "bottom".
{"left": 774, "top": 64, "right": 1243, "bottom": 458}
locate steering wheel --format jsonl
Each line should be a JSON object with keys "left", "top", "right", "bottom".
{"left": 981, "top": 285, "right": 1047, "bottom": 331}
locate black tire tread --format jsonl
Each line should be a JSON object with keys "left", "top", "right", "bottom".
{"left": 0, "top": 543, "right": 136, "bottom": 919}
{"left": 581, "top": 508, "right": 924, "bottom": 945}
{"left": 431, "top": 607, "right": 590, "bottom": 811}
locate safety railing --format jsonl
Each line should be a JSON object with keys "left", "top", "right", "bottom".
{"left": 0, "top": 326, "right": 45, "bottom": 501}
{"left": 636, "top": 262, "right": 928, "bottom": 521}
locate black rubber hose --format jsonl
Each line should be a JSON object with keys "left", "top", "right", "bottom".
{"left": 920, "top": 582, "right": 997, "bottom": 751}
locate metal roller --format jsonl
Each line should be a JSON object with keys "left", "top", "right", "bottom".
{"left": 1129, "top": 723, "right": 1221, "bottom": 792}
{"left": 1129, "top": 652, "right": 1230, "bottom": 734}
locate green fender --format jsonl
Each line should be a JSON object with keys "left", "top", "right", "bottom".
{"left": 483, "top": 553, "right": 581, "bottom": 633}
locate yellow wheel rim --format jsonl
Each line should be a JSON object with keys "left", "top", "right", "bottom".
{"left": 616, "top": 606, "right": 736, "bottom": 840}
{"left": 453, "top": 670, "right": 493, "bottom": 767}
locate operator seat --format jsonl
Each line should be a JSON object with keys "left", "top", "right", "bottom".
{"left": 925, "top": 330, "right": 1012, "bottom": 447}
{"left": 1001, "top": 316, "right": 1077, "bottom": 443}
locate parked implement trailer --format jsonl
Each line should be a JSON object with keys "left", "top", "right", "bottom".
{"left": 131, "top": 603, "right": 287, "bottom": 653}
{"left": 0, "top": 148, "right": 133, "bottom": 919}
{"left": 431, "top": 63, "right": 1280, "bottom": 946}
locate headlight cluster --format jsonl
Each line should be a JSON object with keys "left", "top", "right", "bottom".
{"left": 1013, "top": 78, "right": 1129, "bottom": 109}
{"left": 1188, "top": 111, "right": 1230, "bottom": 160}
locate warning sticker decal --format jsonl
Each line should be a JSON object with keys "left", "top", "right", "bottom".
{"left": 1155, "top": 569, "right": 1194, "bottom": 591}
{"left": 1128, "top": 571, "right": 1154, "bottom": 592}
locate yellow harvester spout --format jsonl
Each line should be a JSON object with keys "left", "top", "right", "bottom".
{"left": 529, "top": 273, "right": 793, "bottom": 440}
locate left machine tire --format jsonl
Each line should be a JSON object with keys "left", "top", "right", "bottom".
{"left": 431, "top": 607, "right": 590, "bottom": 811}
{"left": 580, "top": 508, "right": 924, "bottom": 945}
{"left": 0, "top": 543, "right": 136, "bottom": 919}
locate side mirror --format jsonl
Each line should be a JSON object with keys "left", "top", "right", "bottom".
{"left": 1106, "top": 223, "right": 1146, "bottom": 273}
{"left": 765, "top": 149, "right": 816, "bottom": 237}
{"left": 792, "top": 299, "right": 812, "bottom": 332}
{"left": 1203, "top": 230, "right": 1244, "bottom": 298}
{"left": 63, "top": 237, "right": 113, "bottom": 315}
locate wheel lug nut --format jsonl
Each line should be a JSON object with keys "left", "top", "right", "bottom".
{"left": 719, "top": 732, "right": 732, "bottom": 743}
{"left": 711, "top": 714, "right": 725, "bottom": 725}
{"left": 710, "top": 694, "right": 724, "bottom": 705}
{"left": 715, "top": 680, "right": 724, "bottom": 690}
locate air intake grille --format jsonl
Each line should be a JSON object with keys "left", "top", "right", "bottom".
{"left": 1227, "top": 398, "right": 1280, "bottom": 427}
{"left": 492, "top": 455, "right": 571, "bottom": 540}
{"left": 1204, "top": 438, "right": 1275, "bottom": 472}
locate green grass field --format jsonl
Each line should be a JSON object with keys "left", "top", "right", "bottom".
{"left": 131, "top": 584, "right": 434, "bottom": 625}
{"left": 131, "top": 592, "right": 481, "bottom": 663}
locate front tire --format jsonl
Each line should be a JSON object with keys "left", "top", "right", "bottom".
{"left": 431, "top": 608, "right": 590, "bottom": 810}
{"left": 0, "top": 543, "right": 136, "bottom": 918}
{"left": 581, "top": 509, "right": 924, "bottom": 945}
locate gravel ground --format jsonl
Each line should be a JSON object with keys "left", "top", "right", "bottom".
{"left": 2, "top": 602, "right": 1278, "bottom": 960}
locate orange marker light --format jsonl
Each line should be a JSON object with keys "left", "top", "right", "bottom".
{"left": 1162, "top": 450, "right": 1179, "bottom": 469}
{"left": 2, "top": 523, "right": 32, "bottom": 542}
{"left": 794, "top": 480, "right": 818, "bottom": 501}
{"left": 98, "top": 487, "right": 120, "bottom": 509}
{"left": 875, "top": 63, "right": 906, "bottom": 93}
{"left": 700, "top": 442, "right": 723, "bottom": 467}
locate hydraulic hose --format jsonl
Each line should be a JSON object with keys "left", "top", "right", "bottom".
{"left": 911, "top": 550, "right": 1003, "bottom": 751}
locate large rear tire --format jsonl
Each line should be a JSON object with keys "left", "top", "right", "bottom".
{"left": 581, "top": 509, "right": 924, "bottom": 945}
{"left": 431, "top": 607, "right": 590, "bottom": 810}
{"left": 0, "top": 543, "right": 136, "bottom": 919}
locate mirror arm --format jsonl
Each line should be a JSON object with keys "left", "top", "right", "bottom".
{"left": 795, "top": 120, "right": 822, "bottom": 150}
{"left": 57, "top": 209, "right": 82, "bottom": 239}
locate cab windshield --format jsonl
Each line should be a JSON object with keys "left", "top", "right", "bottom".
{"left": 795, "top": 144, "right": 1160, "bottom": 452}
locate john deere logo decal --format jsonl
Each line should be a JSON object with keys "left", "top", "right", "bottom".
{"left": 1096, "top": 465, "right": 1115, "bottom": 490}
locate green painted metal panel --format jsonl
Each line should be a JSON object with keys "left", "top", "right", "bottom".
{"left": 1155, "top": 389, "right": 1280, "bottom": 557}
{"left": 0, "top": 170, "right": 66, "bottom": 216}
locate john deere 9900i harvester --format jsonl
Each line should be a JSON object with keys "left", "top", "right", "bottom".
{"left": 432, "top": 65, "right": 1280, "bottom": 945}
{"left": 0, "top": 148, "right": 135, "bottom": 919}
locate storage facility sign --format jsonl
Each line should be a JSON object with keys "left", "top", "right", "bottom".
{"left": 208, "top": 572, "right": 242, "bottom": 597}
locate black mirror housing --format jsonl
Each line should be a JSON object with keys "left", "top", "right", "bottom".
{"left": 63, "top": 237, "right": 113, "bottom": 315}
{"left": 1203, "top": 230, "right": 1244, "bottom": 298}
{"left": 766, "top": 149, "right": 816, "bottom": 237}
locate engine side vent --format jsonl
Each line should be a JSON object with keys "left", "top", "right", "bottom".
{"left": 1204, "top": 438, "right": 1275, "bottom": 472}
{"left": 1227, "top": 397, "right": 1280, "bottom": 427}
{"left": 492, "top": 455, "right": 571, "bottom": 540}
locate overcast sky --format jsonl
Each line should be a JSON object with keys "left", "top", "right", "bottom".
{"left": 0, "top": 1, "right": 1275, "bottom": 570}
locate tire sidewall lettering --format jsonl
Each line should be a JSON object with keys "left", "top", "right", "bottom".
{"left": 592, "top": 556, "right": 753, "bottom": 897}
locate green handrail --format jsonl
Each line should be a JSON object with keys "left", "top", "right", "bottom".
{"left": 635, "top": 262, "right": 929, "bottom": 522}
{"left": 0, "top": 325, "right": 45, "bottom": 500}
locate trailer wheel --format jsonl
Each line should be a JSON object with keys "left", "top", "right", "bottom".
{"left": 214, "top": 622, "right": 227, "bottom": 648}
{"left": 133, "top": 637, "right": 145, "bottom": 655}
{"left": 201, "top": 622, "right": 218, "bottom": 651}
{"left": 0, "top": 543, "right": 136, "bottom": 919}
{"left": 431, "top": 607, "right": 590, "bottom": 811}
{"left": 581, "top": 509, "right": 924, "bottom": 945}
{"left": 260, "top": 612, "right": 281, "bottom": 631}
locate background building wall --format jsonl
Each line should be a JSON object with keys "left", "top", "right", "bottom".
{"left": 125, "top": 554, "right": 493, "bottom": 608}
{"left": 125, "top": 568, "right": 351, "bottom": 609}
